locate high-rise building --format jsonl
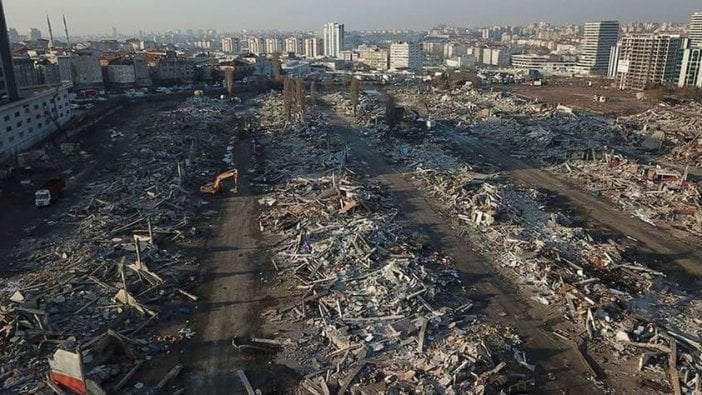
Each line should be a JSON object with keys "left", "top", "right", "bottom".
{"left": 614, "top": 34, "right": 683, "bottom": 90}
{"left": 221, "top": 37, "right": 240, "bottom": 53}
{"left": 677, "top": 38, "right": 702, "bottom": 87}
{"left": 323, "top": 22, "right": 344, "bottom": 58}
{"left": 7, "top": 28, "right": 19, "bottom": 43}
{"left": 578, "top": 21, "right": 620, "bottom": 75}
{"left": 304, "top": 38, "right": 322, "bottom": 58}
{"left": 247, "top": 37, "right": 262, "bottom": 55}
{"left": 689, "top": 12, "right": 702, "bottom": 48}
{"left": 29, "top": 27, "right": 42, "bottom": 41}
{"left": 264, "top": 38, "right": 282, "bottom": 54}
{"left": 284, "top": 37, "right": 301, "bottom": 54}
{"left": 389, "top": 41, "right": 423, "bottom": 71}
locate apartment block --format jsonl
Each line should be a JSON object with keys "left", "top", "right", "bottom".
{"left": 615, "top": 34, "right": 683, "bottom": 90}
{"left": 389, "top": 41, "right": 422, "bottom": 71}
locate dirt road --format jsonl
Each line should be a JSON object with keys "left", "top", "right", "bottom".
{"left": 441, "top": 129, "right": 702, "bottom": 291}
{"left": 324, "top": 110, "right": 604, "bottom": 394}
{"left": 178, "top": 129, "right": 298, "bottom": 393}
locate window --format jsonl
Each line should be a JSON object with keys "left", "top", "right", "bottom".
{"left": 8, "top": 136, "right": 14, "bottom": 142}
{"left": 34, "top": 104, "right": 39, "bottom": 110}
{"left": 5, "top": 126, "right": 11, "bottom": 132}
{"left": 18, "top": 132, "right": 24, "bottom": 138}
{"left": 14, "top": 112, "right": 19, "bottom": 117}
{"left": 25, "top": 118, "right": 30, "bottom": 124}
{"left": 3, "top": 115, "right": 8, "bottom": 121}
{"left": 58, "top": 105, "right": 63, "bottom": 109}
{"left": 35, "top": 114, "right": 40, "bottom": 119}
{"left": 28, "top": 127, "right": 33, "bottom": 133}
{"left": 16, "top": 122, "right": 22, "bottom": 127}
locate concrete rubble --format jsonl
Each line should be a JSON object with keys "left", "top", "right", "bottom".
{"left": 344, "top": 87, "right": 702, "bottom": 394}
{"left": 389, "top": 86, "right": 702, "bottom": 239}
{"left": 248, "top": 93, "right": 537, "bottom": 394}
{"left": 0, "top": 97, "right": 238, "bottom": 393}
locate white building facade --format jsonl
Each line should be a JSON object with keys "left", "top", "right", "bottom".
{"left": 323, "top": 22, "right": 344, "bottom": 58}
{"left": 0, "top": 83, "right": 73, "bottom": 162}
{"left": 389, "top": 42, "right": 423, "bottom": 71}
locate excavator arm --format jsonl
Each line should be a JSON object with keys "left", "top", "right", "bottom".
{"left": 200, "top": 169, "right": 239, "bottom": 194}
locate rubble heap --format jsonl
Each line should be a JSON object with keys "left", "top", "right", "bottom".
{"left": 0, "top": 97, "right": 237, "bottom": 393}
{"left": 251, "top": 93, "right": 536, "bottom": 394}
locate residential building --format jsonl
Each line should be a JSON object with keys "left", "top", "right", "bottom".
{"left": 0, "top": 83, "right": 73, "bottom": 162}
{"left": 247, "top": 37, "right": 262, "bottom": 55}
{"left": 150, "top": 54, "right": 194, "bottom": 83}
{"left": 614, "top": 34, "right": 683, "bottom": 90}
{"left": 690, "top": 12, "right": 702, "bottom": 48}
{"left": 304, "top": 38, "right": 322, "bottom": 58}
{"left": 221, "top": 37, "right": 240, "bottom": 53}
{"left": 133, "top": 54, "right": 152, "bottom": 87}
{"left": 677, "top": 38, "right": 702, "bottom": 87}
{"left": 284, "top": 37, "right": 301, "bottom": 55}
{"left": 389, "top": 41, "right": 422, "bottom": 71}
{"left": 29, "top": 27, "right": 41, "bottom": 41}
{"left": 578, "top": 21, "right": 620, "bottom": 75}
{"left": 7, "top": 28, "right": 19, "bottom": 43}
{"left": 13, "top": 58, "right": 40, "bottom": 88}
{"left": 359, "top": 47, "right": 389, "bottom": 70}
{"left": 265, "top": 38, "right": 283, "bottom": 54}
{"left": 340, "top": 50, "right": 357, "bottom": 61}
{"left": 106, "top": 58, "right": 137, "bottom": 88}
{"left": 57, "top": 51, "right": 104, "bottom": 88}
{"left": 323, "top": 22, "right": 345, "bottom": 58}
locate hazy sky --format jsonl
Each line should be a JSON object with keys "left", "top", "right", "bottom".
{"left": 4, "top": 0, "right": 701, "bottom": 35}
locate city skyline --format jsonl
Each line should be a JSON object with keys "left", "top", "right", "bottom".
{"left": 4, "top": 0, "right": 701, "bottom": 35}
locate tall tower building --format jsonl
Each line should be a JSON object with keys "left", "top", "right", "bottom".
{"left": 689, "top": 12, "right": 702, "bottom": 48}
{"left": 264, "top": 38, "right": 282, "bottom": 54}
{"left": 221, "top": 37, "right": 240, "bottom": 53}
{"left": 614, "top": 34, "right": 683, "bottom": 90}
{"left": 323, "top": 22, "right": 344, "bottom": 58}
{"left": 677, "top": 38, "right": 702, "bottom": 88}
{"left": 247, "top": 37, "right": 262, "bottom": 55}
{"left": 304, "top": 38, "right": 322, "bottom": 58}
{"left": 284, "top": 37, "right": 301, "bottom": 55}
{"left": 578, "top": 20, "right": 620, "bottom": 75}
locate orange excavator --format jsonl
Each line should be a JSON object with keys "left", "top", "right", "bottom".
{"left": 200, "top": 169, "right": 239, "bottom": 194}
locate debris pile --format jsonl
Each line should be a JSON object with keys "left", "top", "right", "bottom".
{"left": 250, "top": 93, "right": 536, "bottom": 394}
{"left": 0, "top": 97, "right": 237, "bottom": 393}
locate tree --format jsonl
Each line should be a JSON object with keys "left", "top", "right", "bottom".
{"left": 310, "top": 81, "right": 317, "bottom": 107}
{"left": 385, "top": 94, "right": 398, "bottom": 128}
{"left": 283, "top": 78, "right": 294, "bottom": 121}
{"left": 225, "top": 67, "right": 235, "bottom": 100}
{"left": 272, "top": 52, "right": 283, "bottom": 82}
{"left": 341, "top": 73, "right": 352, "bottom": 86}
{"left": 295, "top": 78, "right": 306, "bottom": 118}
{"left": 350, "top": 77, "right": 360, "bottom": 117}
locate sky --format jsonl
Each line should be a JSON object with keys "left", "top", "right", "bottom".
{"left": 3, "top": 0, "right": 701, "bottom": 36}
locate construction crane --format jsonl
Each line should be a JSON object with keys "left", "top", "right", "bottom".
{"left": 200, "top": 169, "right": 239, "bottom": 194}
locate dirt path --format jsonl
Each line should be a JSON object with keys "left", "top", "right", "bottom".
{"left": 443, "top": 130, "right": 702, "bottom": 291}
{"left": 324, "top": 111, "right": 604, "bottom": 394}
{"left": 179, "top": 134, "right": 298, "bottom": 393}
